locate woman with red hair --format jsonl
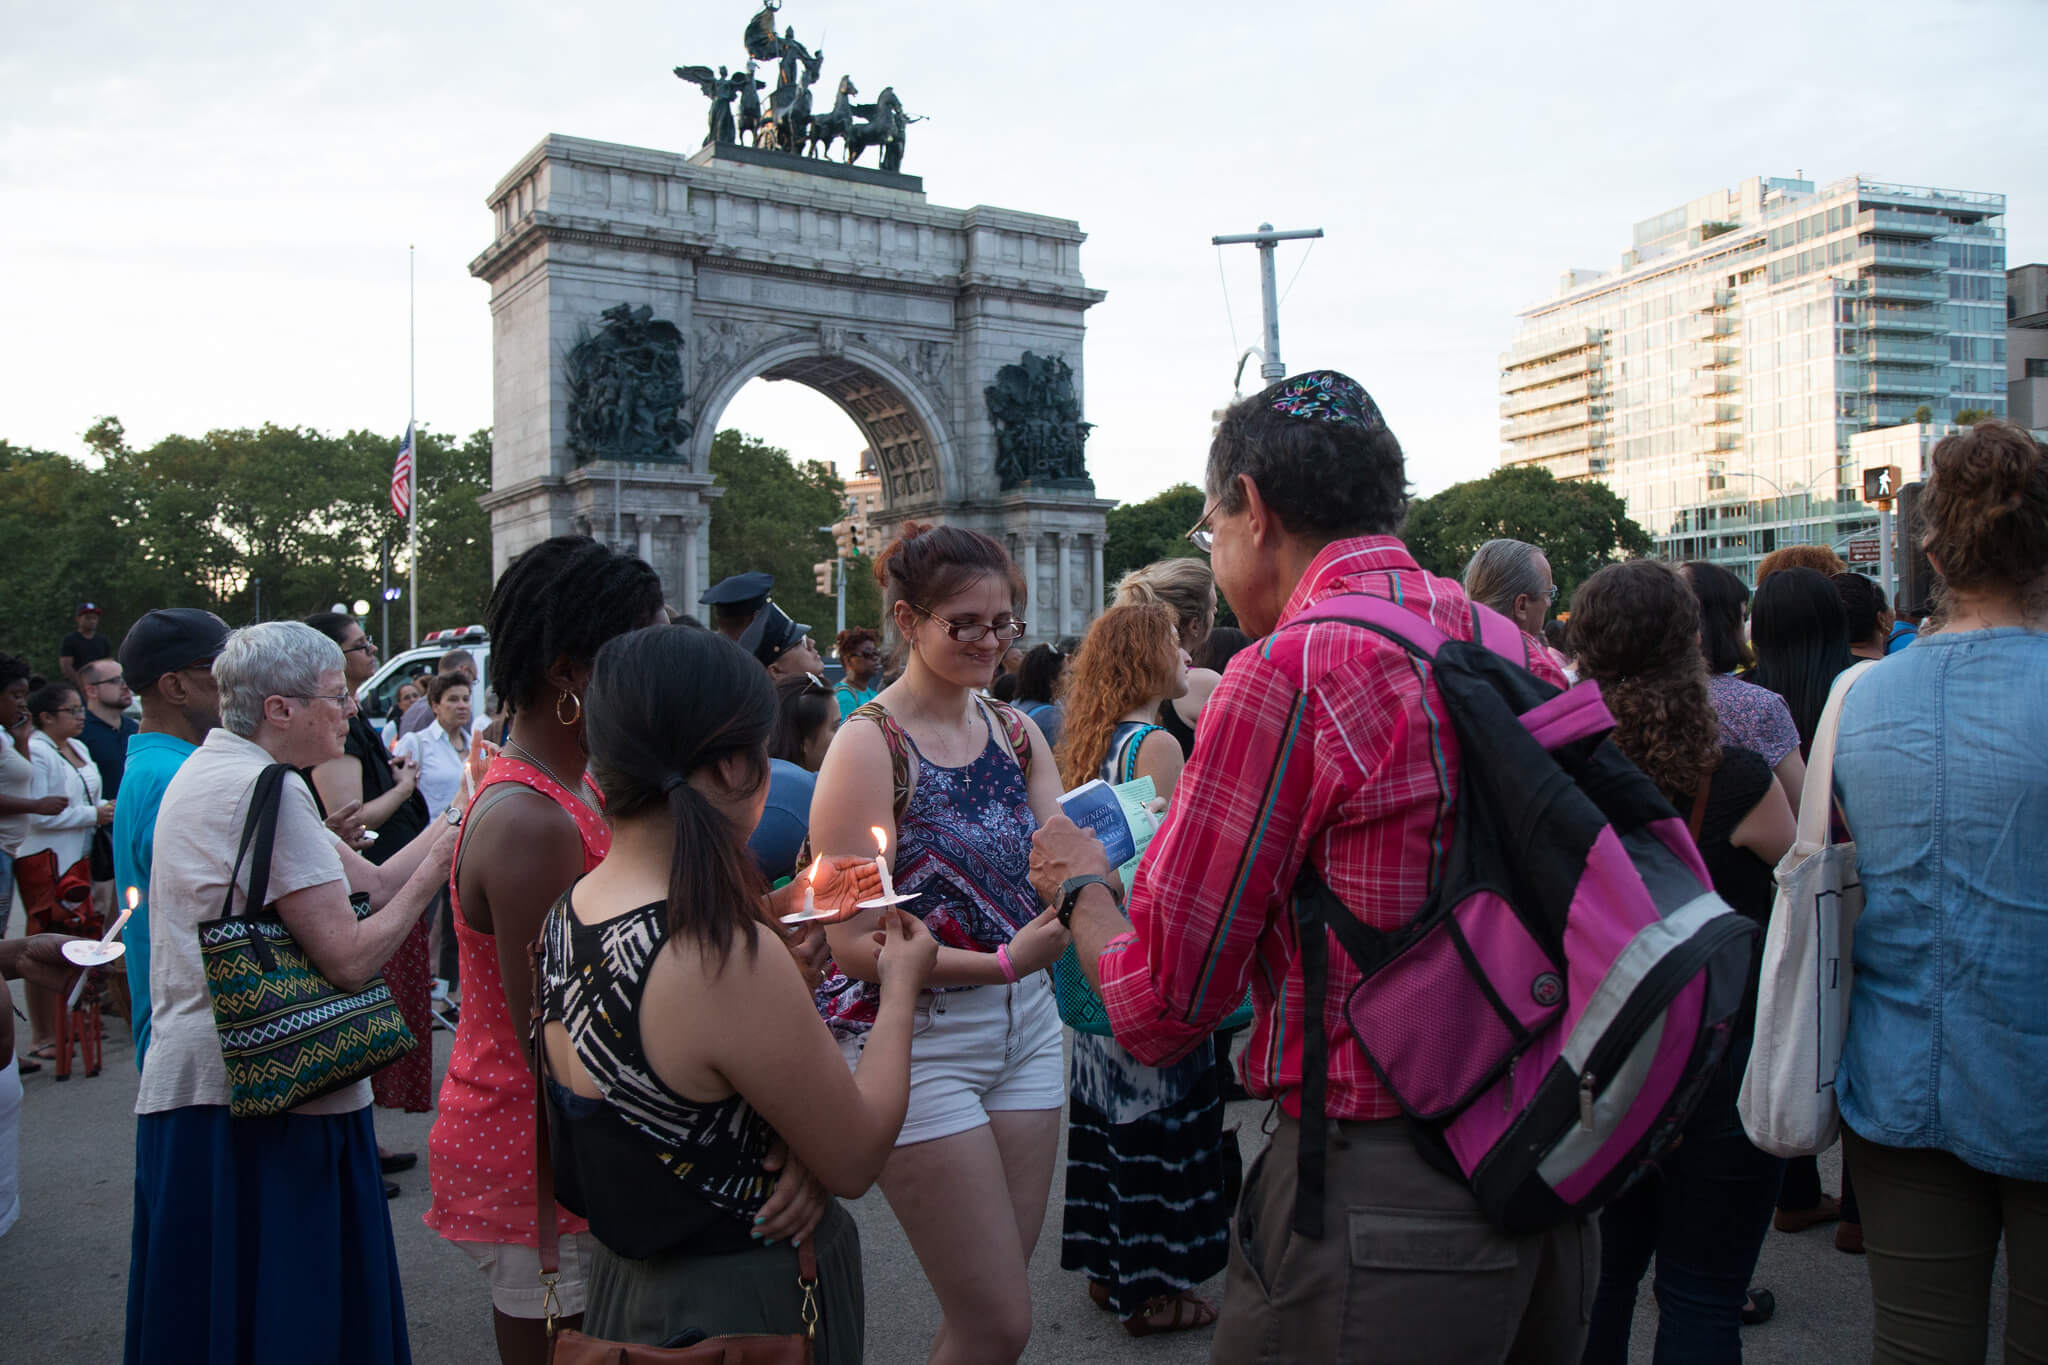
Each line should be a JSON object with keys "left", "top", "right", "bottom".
{"left": 1052, "top": 603, "right": 1228, "bottom": 1337}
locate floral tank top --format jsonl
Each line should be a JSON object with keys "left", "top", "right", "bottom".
{"left": 424, "top": 756, "right": 610, "bottom": 1247}
{"left": 815, "top": 699, "right": 1037, "bottom": 1038}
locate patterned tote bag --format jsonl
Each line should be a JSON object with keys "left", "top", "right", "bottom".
{"left": 197, "top": 763, "right": 416, "bottom": 1118}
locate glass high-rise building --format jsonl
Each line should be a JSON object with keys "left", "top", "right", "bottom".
{"left": 1500, "top": 175, "right": 2006, "bottom": 579}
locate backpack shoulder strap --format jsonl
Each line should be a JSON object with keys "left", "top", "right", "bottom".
{"left": 1114, "top": 723, "right": 1162, "bottom": 785}
{"left": 1466, "top": 599, "right": 1533, "bottom": 668}
{"left": 984, "top": 699, "right": 1033, "bottom": 777}
{"left": 1287, "top": 592, "right": 1448, "bottom": 660}
{"left": 849, "top": 701, "right": 914, "bottom": 818}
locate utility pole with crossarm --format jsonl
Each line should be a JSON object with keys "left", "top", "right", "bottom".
{"left": 1211, "top": 223, "right": 1325, "bottom": 382}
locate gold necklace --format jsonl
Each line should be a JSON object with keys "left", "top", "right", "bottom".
{"left": 502, "top": 740, "right": 597, "bottom": 814}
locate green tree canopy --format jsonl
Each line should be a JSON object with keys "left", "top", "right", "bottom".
{"left": 1, "top": 418, "right": 492, "bottom": 677}
{"left": 1402, "top": 466, "right": 1653, "bottom": 610}
{"left": 708, "top": 429, "right": 880, "bottom": 644}
{"left": 1102, "top": 482, "right": 1207, "bottom": 594}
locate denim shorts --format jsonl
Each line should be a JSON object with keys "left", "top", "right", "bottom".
{"left": 837, "top": 976, "right": 1063, "bottom": 1145}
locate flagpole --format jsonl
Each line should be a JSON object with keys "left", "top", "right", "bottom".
{"left": 408, "top": 244, "right": 419, "bottom": 649}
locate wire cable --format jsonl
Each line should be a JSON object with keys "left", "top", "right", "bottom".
{"left": 1278, "top": 236, "right": 1317, "bottom": 309}
{"left": 1215, "top": 244, "right": 1241, "bottom": 357}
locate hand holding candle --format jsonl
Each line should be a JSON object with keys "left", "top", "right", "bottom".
{"left": 66, "top": 887, "right": 137, "bottom": 1006}
{"left": 775, "top": 855, "right": 886, "bottom": 925}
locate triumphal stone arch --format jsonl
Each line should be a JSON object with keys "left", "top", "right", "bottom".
{"left": 472, "top": 133, "right": 1113, "bottom": 641}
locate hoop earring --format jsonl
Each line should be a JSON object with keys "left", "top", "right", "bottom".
{"left": 555, "top": 689, "right": 583, "bottom": 726}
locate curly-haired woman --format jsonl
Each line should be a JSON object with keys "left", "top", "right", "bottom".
{"left": 1052, "top": 603, "right": 1227, "bottom": 1336}
{"left": 1832, "top": 420, "right": 2048, "bottom": 1363}
{"left": 1569, "top": 559, "right": 1796, "bottom": 1365}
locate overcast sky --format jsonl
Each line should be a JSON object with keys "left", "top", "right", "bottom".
{"left": 5, "top": 0, "right": 2042, "bottom": 507}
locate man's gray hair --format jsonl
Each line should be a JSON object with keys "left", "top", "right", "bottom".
{"left": 216, "top": 622, "right": 345, "bottom": 738}
{"left": 1462, "top": 539, "right": 1549, "bottom": 616}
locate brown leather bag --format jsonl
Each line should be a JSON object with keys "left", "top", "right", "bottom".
{"left": 529, "top": 945, "right": 819, "bottom": 1364}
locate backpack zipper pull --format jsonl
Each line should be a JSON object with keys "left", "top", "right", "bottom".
{"left": 1578, "top": 1069, "right": 1597, "bottom": 1131}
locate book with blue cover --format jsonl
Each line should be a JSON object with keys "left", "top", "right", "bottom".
{"left": 1057, "top": 779, "right": 1136, "bottom": 866}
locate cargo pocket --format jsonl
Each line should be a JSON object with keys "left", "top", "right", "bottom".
{"left": 1338, "top": 1205, "right": 1522, "bottom": 1361}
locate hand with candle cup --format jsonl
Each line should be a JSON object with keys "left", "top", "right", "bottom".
{"left": 767, "top": 853, "right": 881, "bottom": 926}
{"left": 3, "top": 933, "right": 97, "bottom": 992}
{"left": 783, "top": 922, "right": 831, "bottom": 991}
{"left": 321, "top": 798, "right": 374, "bottom": 851}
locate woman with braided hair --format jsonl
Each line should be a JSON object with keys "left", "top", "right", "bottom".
{"left": 424, "top": 535, "right": 669, "bottom": 1364}
{"left": 1569, "top": 558, "right": 1796, "bottom": 1365}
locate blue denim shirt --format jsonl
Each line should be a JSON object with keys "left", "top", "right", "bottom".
{"left": 1834, "top": 628, "right": 2048, "bottom": 1179}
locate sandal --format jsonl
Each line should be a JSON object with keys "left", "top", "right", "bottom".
{"left": 15, "top": 1056, "right": 40, "bottom": 1075}
{"left": 1122, "top": 1291, "right": 1219, "bottom": 1338}
{"left": 27, "top": 1043, "right": 56, "bottom": 1062}
{"left": 1741, "top": 1288, "right": 1777, "bottom": 1326}
{"left": 1087, "top": 1281, "right": 1112, "bottom": 1310}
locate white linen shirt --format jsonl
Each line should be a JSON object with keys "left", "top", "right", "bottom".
{"left": 134, "top": 728, "right": 362, "bottom": 1116}
{"left": 393, "top": 723, "right": 470, "bottom": 818}
{"left": 19, "top": 731, "right": 101, "bottom": 869}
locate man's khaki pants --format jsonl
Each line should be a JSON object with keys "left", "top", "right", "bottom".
{"left": 1210, "top": 1114, "right": 1596, "bottom": 1364}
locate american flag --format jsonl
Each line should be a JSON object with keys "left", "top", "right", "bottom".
{"left": 390, "top": 422, "right": 414, "bottom": 518}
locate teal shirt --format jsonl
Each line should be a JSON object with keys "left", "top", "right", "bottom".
{"left": 835, "top": 680, "right": 880, "bottom": 720}
{"left": 110, "top": 732, "right": 198, "bottom": 1067}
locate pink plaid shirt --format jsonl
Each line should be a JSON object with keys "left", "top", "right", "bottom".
{"left": 1097, "top": 536, "right": 1565, "bottom": 1120}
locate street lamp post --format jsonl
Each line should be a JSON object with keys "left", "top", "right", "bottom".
{"left": 1708, "top": 464, "right": 1801, "bottom": 575}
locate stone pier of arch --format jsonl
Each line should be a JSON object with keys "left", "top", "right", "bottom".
{"left": 471, "top": 134, "right": 1113, "bottom": 642}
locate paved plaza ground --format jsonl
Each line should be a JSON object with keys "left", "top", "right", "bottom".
{"left": 5, "top": 980, "right": 1999, "bottom": 1363}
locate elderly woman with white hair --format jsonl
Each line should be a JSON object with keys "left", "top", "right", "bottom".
{"left": 124, "top": 622, "right": 458, "bottom": 1365}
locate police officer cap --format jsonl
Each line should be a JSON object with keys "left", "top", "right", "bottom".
{"left": 699, "top": 571, "right": 774, "bottom": 607}
{"left": 738, "top": 602, "right": 812, "bottom": 664}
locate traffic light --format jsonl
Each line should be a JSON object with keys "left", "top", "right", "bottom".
{"left": 832, "top": 519, "right": 856, "bottom": 560}
{"left": 814, "top": 560, "right": 835, "bottom": 596}
{"left": 1894, "top": 480, "right": 1935, "bottom": 617}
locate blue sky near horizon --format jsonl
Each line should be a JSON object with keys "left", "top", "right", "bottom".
{"left": 3, "top": 0, "right": 2042, "bottom": 505}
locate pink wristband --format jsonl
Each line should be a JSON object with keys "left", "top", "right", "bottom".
{"left": 996, "top": 944, "right": 1020, "bottom": 984}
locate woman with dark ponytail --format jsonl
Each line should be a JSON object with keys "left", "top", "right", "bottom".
{"left": 808, "top": 522, "right": 1073, "bottom": 1365}
{"left": 538, "top": 626, "right": 932, "bottom": 1358}
{"left": 1831, "top": 420, "right": 2048, "bottom": 1363}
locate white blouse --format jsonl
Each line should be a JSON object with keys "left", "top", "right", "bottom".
{"left": 394, "top": 723, "right": 471, "bottom": 818}
{"left": 20, "top": 730, "right": 102, "bottom": 869}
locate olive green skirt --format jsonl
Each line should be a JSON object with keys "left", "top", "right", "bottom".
{"left": 582, "top": 1201, "right": 863, "bottom": 1364}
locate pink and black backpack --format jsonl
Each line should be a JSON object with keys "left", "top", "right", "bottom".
{"left": 1285, "top": 594, "right": 1757, "bottom": 1238}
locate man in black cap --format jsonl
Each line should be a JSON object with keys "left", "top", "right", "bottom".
{"left": 59, "top": 602, "right": 113, "bottom": 689}
{"left": 111, "top": 608, "right": 230, "bottom": 1066}
{"left": 743, "top": 602, "right": 824, "bottom": 679}
{"left": 699, "top": 571, "right": 775, "bottom": 643}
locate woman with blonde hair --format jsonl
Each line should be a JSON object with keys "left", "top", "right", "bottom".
{"left": 1112, "top": 559, "right": 1219, "bottom": 758}
{"left": 1052, "top": 603, "right": 1227, "bottom": 1337}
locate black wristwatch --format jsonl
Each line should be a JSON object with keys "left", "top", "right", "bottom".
{"left": 1056, "top": 874, "right": 1116, "bottom": 929}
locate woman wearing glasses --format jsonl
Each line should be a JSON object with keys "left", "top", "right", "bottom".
{"left": 807, "top": 522, "right": 1073, "bottom": 1365}
{"left": 14, "top": 681, "right": 112, "bottom": 1064}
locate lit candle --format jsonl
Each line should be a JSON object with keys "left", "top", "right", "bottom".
{"left": 803, "top": 857, "right": 819, "bottom": 918}
{"left": 870, "top": 825, "right": 895, "bottom": 900}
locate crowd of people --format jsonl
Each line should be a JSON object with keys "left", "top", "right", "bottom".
{"left": 1, "top": 379, "right": 2041, "bottom": 1365}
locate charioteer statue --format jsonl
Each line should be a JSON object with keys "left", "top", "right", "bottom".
{"left": 674, "top": 0, "right": 924, "bottom": 173}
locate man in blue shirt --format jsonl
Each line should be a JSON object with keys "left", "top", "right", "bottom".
{"left": 111, "top": 609, "right": 229, "bottom": 1066}
{"left": 77, "top": 658, "right": 139, "bottom": 797}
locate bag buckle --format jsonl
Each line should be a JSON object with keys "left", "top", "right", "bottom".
{"left": 800, "top": 1278, "right": 819, "bottom": 1340}
{"left": 540, "top": 1272, "right": 561, "bottom": 1338}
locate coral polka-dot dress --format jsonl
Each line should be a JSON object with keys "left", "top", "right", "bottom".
{"left": 424, "top": 756, "right": 609, "bottom": 1247}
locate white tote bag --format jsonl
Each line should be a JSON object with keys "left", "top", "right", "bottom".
{"left": 1739, "top": 659, "right": 1877, "bottom": 1157}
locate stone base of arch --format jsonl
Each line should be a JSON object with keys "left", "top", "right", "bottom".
{"left": 472, "top": 134, "right": 1111, "bottom": 637}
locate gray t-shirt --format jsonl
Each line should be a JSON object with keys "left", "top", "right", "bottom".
{"left": 135, "top": 728, "right": 361, "bottom": 1116}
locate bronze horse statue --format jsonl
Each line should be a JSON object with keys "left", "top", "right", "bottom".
{"left": 806, "top": 75, "right": 859, "bottom": 160}
{"left": 844, "top": 86, "right": 914, "bottom": 173}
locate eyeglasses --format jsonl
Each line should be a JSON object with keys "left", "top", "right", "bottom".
{"left": 91, "top": 676, "right": 127, "bottom": 688}
{"left": 1186, "top": 501, "right": 1219, "bottom": 555}
{"left": 803, "top": 672, "right": 830, "bottom": 692}
{"left": 288, "top": 691, "right": 358, "bottom": 710}
{"left": 52, "top": 705, "right": 86, "bottom": 717}
{"left": 1542, "top": 585, "right": 1560, "bottom": 604}
{"left": 341, "top": 640, "right": 377, "bottom": 656}
{"left": 911, "top": 606, "right": 1026, "bottom": 643}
